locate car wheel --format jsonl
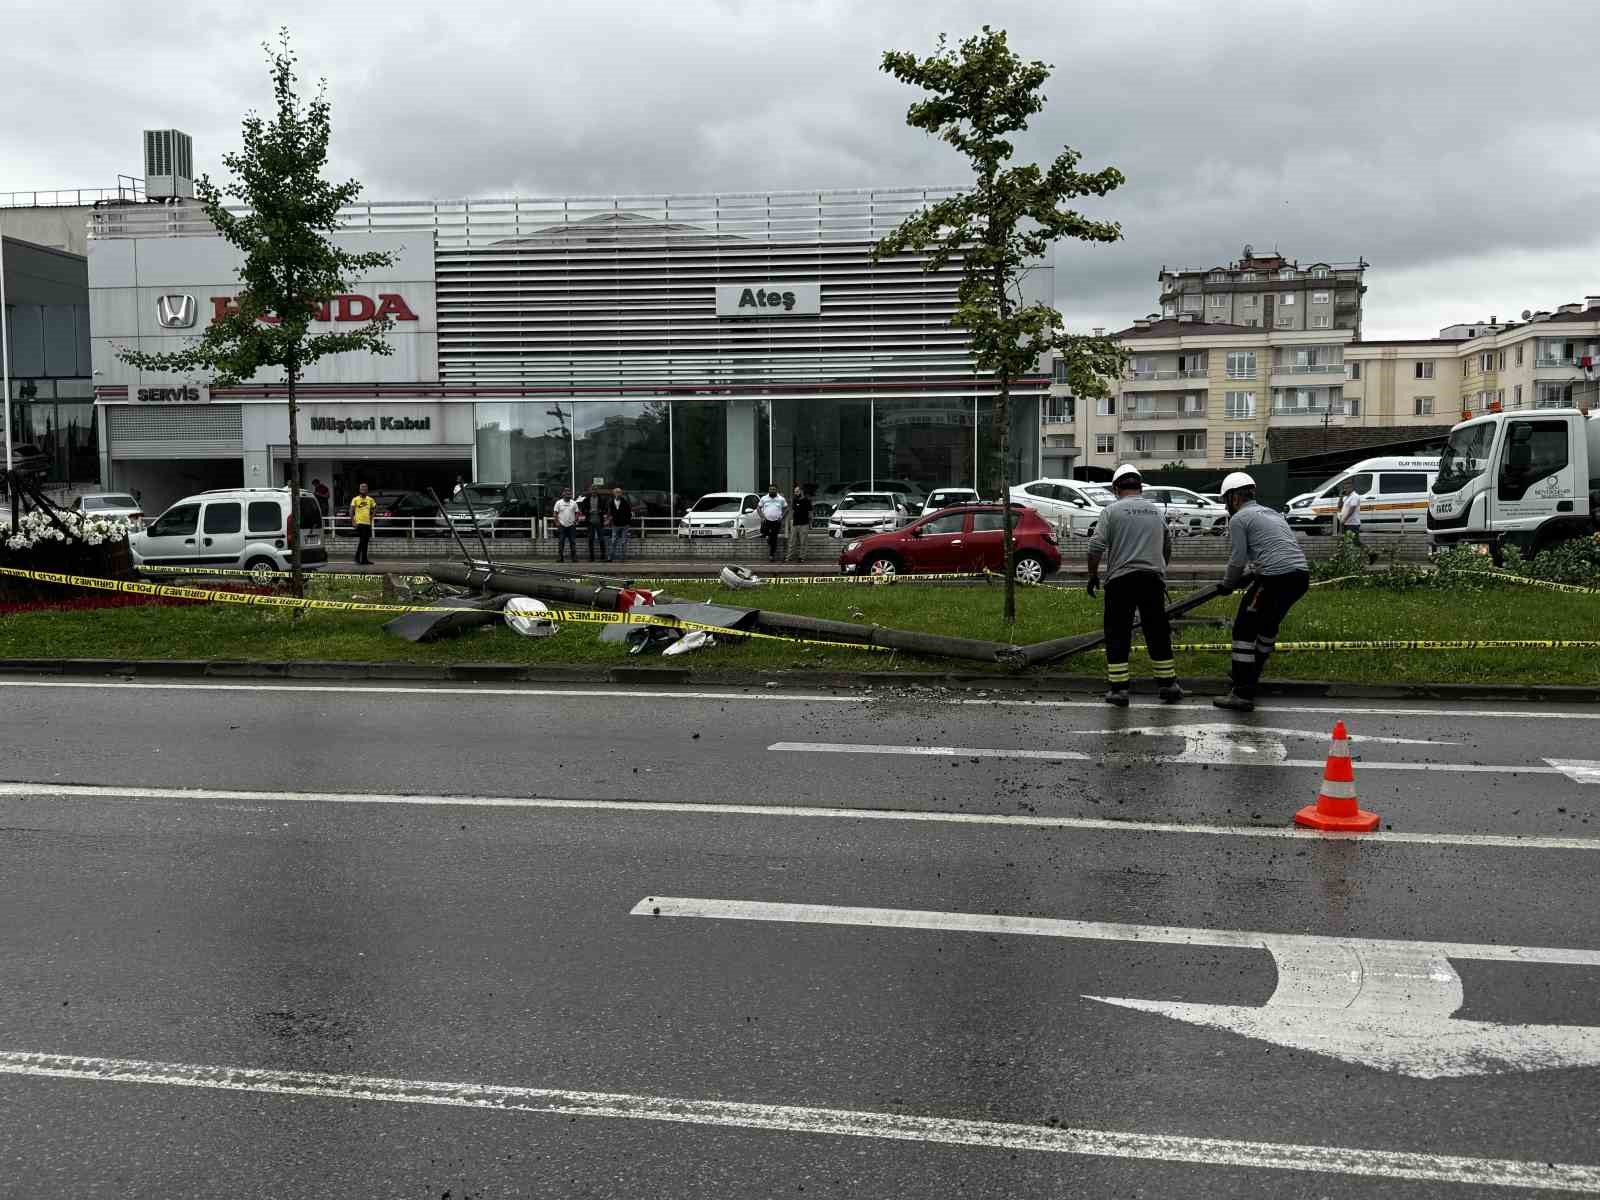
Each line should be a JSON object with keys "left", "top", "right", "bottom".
{"left": 244, "top": 556, "right": 280, "bottom": 583}
{"left": 866, "top": 554, "right": 899, "bottom": 576}
{"left": 1013, "top": 553, "right": 1046, "bottom": 585}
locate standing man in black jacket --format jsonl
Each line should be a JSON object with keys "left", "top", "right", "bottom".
{"left": 606, "top": 485, "right": 634, "bottom": 562}
{"left": 785, "top": 484, "right": 813, "bottom": 562}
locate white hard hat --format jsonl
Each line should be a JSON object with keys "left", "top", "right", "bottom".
{"left": 1111, "top": 463, "right": 1142, "bottom": 485}
{"left": 503, "top": 596, "right": 557, "bottom": 638}
{"left": 1220, "top": 471, "right": 1257, "bottom": 495}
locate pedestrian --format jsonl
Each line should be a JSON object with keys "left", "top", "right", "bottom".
{"left": 1213, "top": 471, "right": 1311, "bottom": 713}
{"left": 785, "top": 484, "right": 813, "bottom": 562}
{"left": 552, "top": 486, "right": 580, "bottom": 563}
{"left": 581, "top": 488, "right": 604, "bottom": 561}
{"left": 350, "top": 481, "right": 376, "bottom": 566}
{"left": 756, "top": 484, "right": 788, "bottom": 562}
{"left": 1336, "top": 479, "right": 1362, "bottom": 546}
{"left": 606, "top": 485, "right": 633, "bottom": 562}
{"left": 1086, "top": 464, "right": 1180, "bottom": 707}
{"left": 311, "top": 477, "right": 330, "bottom": 512}
{"left": 451, "top": 474, "right": 466, "bottom": 499}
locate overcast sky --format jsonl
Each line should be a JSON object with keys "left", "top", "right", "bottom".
{"left": 6, "top": 0, "right": 1597, "bottom": 338}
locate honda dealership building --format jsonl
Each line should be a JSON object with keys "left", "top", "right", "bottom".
{"left": 89, "top": 189, "right": 1047, "bottom": 515}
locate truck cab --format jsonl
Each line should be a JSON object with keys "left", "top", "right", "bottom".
{"left": 1428, "top": 408, "right": 1600, "bottom": 557}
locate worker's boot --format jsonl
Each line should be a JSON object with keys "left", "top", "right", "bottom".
{"left": 1158, "top": 682, "right": 1185, "bottom": 704}
{"left": 1104, "top": 686, "right": 1130, "bottom": 708}
{"left": 1212, "top": 690, "right": 1255, "bottom": 713}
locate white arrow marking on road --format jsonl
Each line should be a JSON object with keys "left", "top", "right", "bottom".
{"left": 637, "top": 898, "right": 1600, "bottom": 1080}
{"left": 1549, "top": 760, "right": 1600, "bottom": 785}
{"left": 770, "top": 742, "right": 1584, "bottom": 780}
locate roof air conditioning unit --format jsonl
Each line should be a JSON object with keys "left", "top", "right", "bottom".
{"left": 143, "top": 129, "right": 195, "bottom": 200}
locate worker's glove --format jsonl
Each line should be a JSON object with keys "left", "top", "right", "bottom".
{"left": 1215, "top": 582, "right": 1235, "bottom": 596}
{"left": 1086, "top": 577, "right": 1099, "bottom": 599}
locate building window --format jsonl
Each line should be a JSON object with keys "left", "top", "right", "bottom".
{"left": 1163, "top": 303, "right": 1176, "bottom": 318}
{"left": 1346, "top": 397, "right": 1360, "bottom": 416}
{"left": 1346, "top": 361, "right": 1361, "bottom": 380}
{"left": 1240, "top": 272, "right": 1257, "bottom": 282}
{"left": 1415, "top": 361, "right": 1434, "bottom": 380}
{"left": 1095, "top": 433, "right": 1114, "bottom": 453}
{"left": 1242, "top": 294, "right": 1258, "bottom": 308}
{"left": 1132, "top": 433, "right": 1154, "bottom": 452}
{"left": 1181, "top": 393, "right": 1205, "bottom": 415}
{"left": 1514, "top": 384, "right": 1523, "bottom": 407}
{"left": 1279, "top": 267, "right": 1296, "bottom": 280}
{"left": 1275, "top": 316, "right": 1293, "bottom": 328}
{"left": 1497, "top": 388, "right": 1505, "bottom": 406}
{"left": 1312, "top": 291, "right": 1331, "bottom": 304}
{"left": 1181, "top": 294, "right": 1202, "bottom": 312}
{"left": 1311, "top": 315, "right": 1331, "bottom": 328}
{"left": 1498, "top": 351, "right": 1506, "bottom": 370}
{"left": 1224, "top": 431, "right": 1256, "bottom": 461}
{"left": 1208, "top": 293, "right": 1228, "bottom": 308}
{"left": 1224, "top": 391, "right": 1256, "bottom": 419}
{"left": 1225, "top": 352, "right": 1256, "bottom": 379}
{"left": 1177, "top": 432, "right": 1206, "bottom": 453}
{"left": 1310, "top": 267, "right": 1330, "bottom": 279}
{"left": 1208, "top": 270, "right": 1227, "bottom": 282}
{"left": 1414, "top": 396, "right": 1434, "bottom": 416}
{"left": 1177, "top": 352, "right": 1207, "bottom": 373}
{"left": 1096, "top": 397, "right": 1115, "bottom": 417}
{"left": 1279, "top": 293, "right": 1296, "bottom": 306}
{"left": 1480, "top": 351, "right": 1495, "bottom": 372}
{"left": 1052, "top": 359, "right": 1071, "bottom": 384}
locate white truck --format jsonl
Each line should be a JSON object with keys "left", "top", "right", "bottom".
{"left": 1427, "top": 406, "right": 1600, "bottom": 558}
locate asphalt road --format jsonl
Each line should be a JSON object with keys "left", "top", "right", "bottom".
{"left": 1, "top": 676, "right": 1598, "bottom": 1198}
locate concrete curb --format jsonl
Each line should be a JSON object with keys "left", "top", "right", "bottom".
{"left": 2, "top": 657, "right": 1596, "bottom": 703}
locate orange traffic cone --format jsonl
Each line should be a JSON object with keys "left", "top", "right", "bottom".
{"left": 1294, "top": 720, "right": 1380, "bottom": 832}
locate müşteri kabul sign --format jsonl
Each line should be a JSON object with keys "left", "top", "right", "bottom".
{"left": 715, "top": 284, "right": 820, "bottom": 318}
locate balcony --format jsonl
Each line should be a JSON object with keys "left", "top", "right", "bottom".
{"left": 1269, "top": 404, "right": 1356, "bottom": 424}
{"left": 1123, "top": 406, "right": 1207, "bottom": 423}
{"left": 1272, "top": 362, "right": 1344, "bottom": 375}
{"left": 1125, "top": 368, "right": 1208, "bottom": 388}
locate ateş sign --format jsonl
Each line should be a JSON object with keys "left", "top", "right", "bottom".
{"left": 715, "top": 283, "right": 820, "bottom": 318}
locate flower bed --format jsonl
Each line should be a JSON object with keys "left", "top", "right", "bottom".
{"left": 0, "top": 508, "right": 136, "bottom": 601}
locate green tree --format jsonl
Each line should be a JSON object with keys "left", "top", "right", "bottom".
{"left": 874, "top": 26, "right": 1128, "bottom": 623}
{"left": 118, "top": 31, "right": 395, "bottom": 593}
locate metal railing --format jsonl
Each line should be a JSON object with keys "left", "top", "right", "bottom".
{"left": 2, "top": 177, "right": 144, "bottom": 208}
{"left": 1274, "top": 363, "right": 1344, "bottom": 374}
{"left": 1123, "top": 408, "right": 1206, "bottom": 422}
{"left": 321, "top": 514, "right": 836, "bottom": 542}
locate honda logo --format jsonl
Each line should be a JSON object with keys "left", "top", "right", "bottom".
{"left": 155, "top": 293, "right": 197, "bottom": 329}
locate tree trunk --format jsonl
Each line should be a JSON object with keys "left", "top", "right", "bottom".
{"left": 994, "top": 262, "right": 1016, "bottom": 625}
{"left": 286, "top": 354, "right": 304, "bottom": 597}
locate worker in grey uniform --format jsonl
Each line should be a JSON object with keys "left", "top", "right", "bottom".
{"left": 1214, "top": 471, "right": 1310, "bottom": 712}
{"left": 1086, "top": 464, "right": 1181, "bottom": 706}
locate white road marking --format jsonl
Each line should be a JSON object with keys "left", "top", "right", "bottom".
{"left": 771, "top": 741, "right": 1574, "bottom": 779}
{"left": 2, "top": 1049, "right": 1596, "bottom": 1192}
{"left": 3, "top": 780, "right": 1598, "bottom": 852}
{"left": 1550, "top": 760, "right": 1600, "bottom": 785}
{"left": 1, "top": 677, "right": 1598, "bottom": 722}
{"left": 637, "top": 898, "right": 1600, "bottom": 1080}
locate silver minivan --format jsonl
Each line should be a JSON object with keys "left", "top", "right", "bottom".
{"left": 132, "top": 488, "right": 326, "bottom": 573}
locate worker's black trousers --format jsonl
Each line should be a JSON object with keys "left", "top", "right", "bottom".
{"left": 1229, "top": 570, "right": 1310, "bottom": 697}
{"left": 1103, "top": 570, "right": 1175, "bottom": 690}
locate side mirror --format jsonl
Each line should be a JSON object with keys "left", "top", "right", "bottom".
{"left": 909, "top": 526, "right": 924, "bottom": 537}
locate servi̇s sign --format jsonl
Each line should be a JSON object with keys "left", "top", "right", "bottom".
{"left": 208, "top": 293, "right": 420, "bottom": 326}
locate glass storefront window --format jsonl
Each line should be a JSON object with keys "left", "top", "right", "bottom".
{"left": 977, "top": 394, "right": 1042, "bottom": 494}
{"left": 573, "top": 401, "right": 671, "bottom": 521}
{"left": 474, "top": 402, "right": 571, "bottom": 499}
{"left": 873, "top": 396, "right": 974, "bottom": 501}
{"left": 770, "top": 397, "right": 870, "bottom": 506}
{"left": 670, "top": 399, "right": 728, "bottom": 514}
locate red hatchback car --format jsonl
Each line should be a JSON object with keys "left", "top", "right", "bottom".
{"left": 838, "top": 503, "right": 1061, "bottom": 582}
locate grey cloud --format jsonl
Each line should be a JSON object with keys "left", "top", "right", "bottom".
{"left": 3, "top": 0, "right": 1595, "bottom": 337}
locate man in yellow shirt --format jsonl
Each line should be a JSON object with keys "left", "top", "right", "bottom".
{"left": 350, "top": 482, "right": 376, "bottom": 565}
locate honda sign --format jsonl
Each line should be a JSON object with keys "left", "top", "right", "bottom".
{"left": 154, "top": 293, "right": 198, "bottom": 329}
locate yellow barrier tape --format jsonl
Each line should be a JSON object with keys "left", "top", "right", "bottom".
{"left": 1454, "top": 571, "right": 1600, "bottom": 595}
{"left": 137, "top": 564, "right": 431, "bottom": 584}
{"left": 1175, "top": 639, "right": 1600, "bottom": 652}
{"left": 1, "top": 565, "right": 890, "bottom": 653}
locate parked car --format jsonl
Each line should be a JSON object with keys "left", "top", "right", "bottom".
{"left": 338, "top": 490, "right": 443, "bottom": 537}
{"left": 443, "top": 482, "right": 547, "bottom": 538}
{"left": 677, "top": 491, "right": 761, "bottom": 539}
{"left": 71, "top": 492, "right": 145, "bottom": 530}
{"left": 1285, "top": 456, "right": 1441, "bottom": 535}
{"left": 826, "top": 492, "right": 913, "bottom": 539}
{"left": 1009, "top": 478, "right": 1109, "bottom": 537}
{"left": 7, "top": 442, "right": 49, "bottom": 480}
{"left": 131, "top": 488, "right": 325, "bottom": 573}
{"left": 1142, "top": 485, "right": 1229, "bottom": 536}
{"left": 839, "top": 503, "right": 1060, "bottom": 582}
{"left": 815, "top": 478, "right": 928, "bottom": 518}
{"left": 923, "top": 486, "right": 982, "bottom": 512}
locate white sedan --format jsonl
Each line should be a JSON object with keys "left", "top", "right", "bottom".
{"left": 71, "top": 492, "right": 145, "bottom": 529}
{"left": 827, "top": 492, "right": 912, "bottom": 538}
{"left": 677, "top": 492, "right": 762, "bottom": 538}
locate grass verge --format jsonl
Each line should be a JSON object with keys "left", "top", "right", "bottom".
{"left": 0, "top": 574, "right": 1595, "bottom": 685}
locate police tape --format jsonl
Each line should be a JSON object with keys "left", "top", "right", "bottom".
{"left": 137, "top": 564, "right": 431, "bottom": 585}
{"left": 1453, "top": 571, "right": 1600, "bottom": 595}
{"left": 1174, "top": 638, "right": 1600, "bottom": 652}
{"left": 0, "top": 565, "right": 890, "bottom": 652}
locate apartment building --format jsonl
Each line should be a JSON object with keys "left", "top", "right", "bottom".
{"left": 1157, "top": 246, "right": 1367, "bottom": 339}
{"left": 1101, "top": 314, "right": 1357, "bottom": 469}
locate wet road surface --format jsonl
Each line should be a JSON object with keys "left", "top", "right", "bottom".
{"left": 1, "top": 676, "right": 1597, "bottom": 1197}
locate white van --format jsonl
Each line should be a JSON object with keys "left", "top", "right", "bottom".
{"left": 131, "top": 488, "right": 327, "bottom": 573}
{"left": 1283, "top": 456, "right": 1440, "bottom": 534}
